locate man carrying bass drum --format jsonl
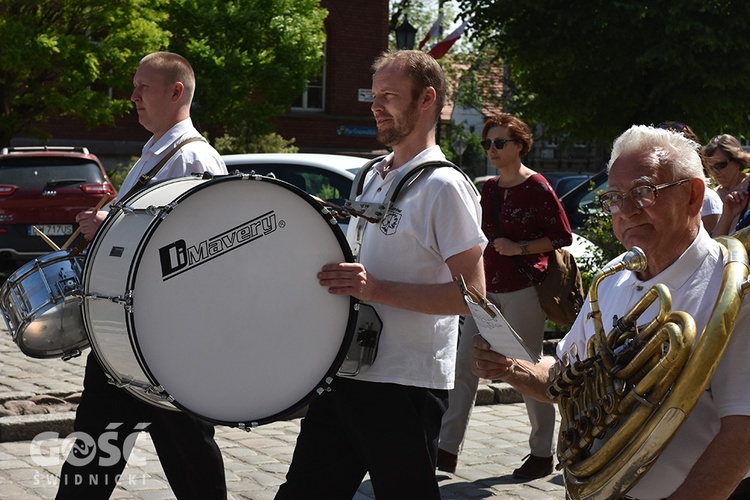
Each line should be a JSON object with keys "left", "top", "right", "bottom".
{"left": 57, "top": 52, "right": 228, "bottom": 500}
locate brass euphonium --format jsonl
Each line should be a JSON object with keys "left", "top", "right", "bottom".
{"left": 548, "top": 229, "right": 750, "bottom": 499}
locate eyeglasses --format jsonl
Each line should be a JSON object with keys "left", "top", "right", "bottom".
{"left": 598, "top": 178, "right": 691, "bottom": 215}
{"left": 481, "top": 138, "right": 517, "bottom": 151}
{"left": 710, "top": 161, "right": 729, "bottom": 171}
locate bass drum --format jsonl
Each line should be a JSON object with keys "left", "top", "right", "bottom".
{"left": 82, "top": 174, "right": 357, "bottom": 427}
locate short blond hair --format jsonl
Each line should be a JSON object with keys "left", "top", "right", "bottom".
{"left": 140, "top": 52, "right": 196, "bottom": 103}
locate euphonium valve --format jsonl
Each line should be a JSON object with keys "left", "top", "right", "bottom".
{"left": 549, "top": 239, "right": 749, "bottom": 499}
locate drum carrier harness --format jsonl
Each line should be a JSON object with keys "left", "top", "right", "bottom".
{"left": 336, "top": 155, "right": 477, "bottom": 376}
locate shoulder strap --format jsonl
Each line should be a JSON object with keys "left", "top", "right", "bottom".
{"left": 345, "top": 157, "right": 477, "bottom": 222}
{"left": 385, "top": 160, "right": 478, "bottom": 201}
{"left": 349, "top": 155, "right": 387, "bottom": 200}
{"left": 120, "top": 136, "right": 207, "bottom": 201}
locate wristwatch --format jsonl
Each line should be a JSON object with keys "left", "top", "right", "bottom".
{"left": 518, "top": 241, "right": 529, "bottom": 255}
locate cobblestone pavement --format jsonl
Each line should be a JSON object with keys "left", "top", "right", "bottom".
{"left": 0, "top": 327, "right": 565, "bottom": 499}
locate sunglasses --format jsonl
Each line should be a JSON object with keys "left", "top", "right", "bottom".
{"left": 657, "top": 122, "right": 688, "bottom": 133}
{"left": 710, "top": 161, "right": 729, "bottom": 171}
{"left": 480, "top": 138, "right": 517, "bottom": 151}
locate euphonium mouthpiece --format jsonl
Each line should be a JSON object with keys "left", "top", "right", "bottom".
{"left": 603, "top": 247, "right": 647, "bottom": 274}
{"left": 621, "top": 246, "right": 647, "bottom": 271}
{"left": 588, "top": 248, "right": 648, "bottom": 334}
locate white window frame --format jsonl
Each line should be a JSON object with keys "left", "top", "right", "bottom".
{"left": 292, "top": 45, "right": 326, "bottom": 111}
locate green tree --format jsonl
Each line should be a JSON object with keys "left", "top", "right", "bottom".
{"left": 0, "top": 0, "right": 170, "bottom": 146}
{"left": 439, "top": 123, "right": 485, "bottom": 178}
{"left": 458, "top": 0, "right": 750, "bottom": 143}
{"left": 389, "top": 0, "right": 469, "bottom": 52}
{"left": 166, "top": 0, "right": 327, "bottom": 143}
{"left": 578, "top": 210, "right": 626, "bottom": 291}
{"left": 0, "top": 0, "right": 327, "bottom": 148}
{"left": 214, "top": 132, "right": 298, "bottom": 155}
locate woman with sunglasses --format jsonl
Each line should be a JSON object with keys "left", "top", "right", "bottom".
{"left": 437, "top": 113, "right": 571, "bottom": 480}
{"left": 702, "top": 134, "right": 750, "bottom": 235}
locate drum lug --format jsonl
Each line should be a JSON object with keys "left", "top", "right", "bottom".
{"left": 56, "top": 267, "right": 82, "bottom": 297}
{"left": 145, "top": 385, "right": 175, "bottom": 402}
{"left": 317, "top": 377, "right": 335, "bottom": 394}
{"left": 108, "top": 377, "right": 174, "bottom": 402}
{"left": 237, "top": 422, "right": 260, "bottom": 432}
{"left": 61, "top": 348, "right": 83, "bottom": 361}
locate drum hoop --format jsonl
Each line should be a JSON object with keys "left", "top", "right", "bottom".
{"left": 120, "top": 174, "right": 358, "bottom": 426}
{"left": 81, "top": 177, "right": 199, "bottom": 391}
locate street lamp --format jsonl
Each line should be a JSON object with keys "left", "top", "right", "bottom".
{"left": 395, "top": 16, "right": 418, "bottom": 50}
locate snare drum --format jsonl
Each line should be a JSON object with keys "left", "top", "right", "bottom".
{"left": 83, "top": 174, "right": 356, "bottom": 427}
{"left": 0, "top": 249, "right": 88, "bottom": 359}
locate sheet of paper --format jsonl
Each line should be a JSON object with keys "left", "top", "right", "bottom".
{"left": 465, "top": 297, "right": 541, "bottom": 364}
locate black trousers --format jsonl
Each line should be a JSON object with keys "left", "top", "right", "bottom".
{"left": 275, "top": 377, "right": 448, "bottom": 500}
{"left": 56, "top": 353, "right": 227, "bottom": 500}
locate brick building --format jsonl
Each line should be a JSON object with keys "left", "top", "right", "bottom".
{"left": 11, "top": 1, "right": 390, "bottom": 169}
{"left": 274, "top": 0, "right": 389, "bottom": 156}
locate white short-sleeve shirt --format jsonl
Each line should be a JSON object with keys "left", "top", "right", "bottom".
{"left": 346, "top": 146, "right": 487, "bottom": 389}
{"left": 115, "top": 118, "right": 226, "bottom": 203}
{"left": 557, "top": 229, "right": 750, "bottom": 498}
{"left": 701, "top": 187, "right": 723, "bottom": 217}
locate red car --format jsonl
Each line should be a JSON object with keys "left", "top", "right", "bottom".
{"left": 0, "top": 146, "right": 116, "bottom": 268}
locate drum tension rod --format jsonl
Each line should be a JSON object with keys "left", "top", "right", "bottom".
{"left": 84, "top": 291, "right": 134, "bottom": 311}
{"left": 112, "top": 202, "right": 175, "bottom": 218}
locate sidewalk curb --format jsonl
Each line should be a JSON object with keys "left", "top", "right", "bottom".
{"left": 0, "top": 411, "right": 76, "bottom": 442}
{"left": 479, "top": 382, "right": 524, "bottom": 404}
{"left": 0, "top": 383, "right": 523, "bottom": 443}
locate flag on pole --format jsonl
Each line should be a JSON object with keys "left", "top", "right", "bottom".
{"left": 427, "top": 20, "right": 468, "bottom": 59}
{"left": 418, "top": 14, "right": 444, "bottom": 50}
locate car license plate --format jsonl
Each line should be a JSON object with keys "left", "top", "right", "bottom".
{"left": 28, "top": 224, "right": 74, "bottom": 237}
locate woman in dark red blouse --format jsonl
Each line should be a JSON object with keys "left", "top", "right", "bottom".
{"left": 438, "top": 114, "right": 574, "bottom": 475}
{"left": 481, "top": 113, "right": 571, "bottom": 477}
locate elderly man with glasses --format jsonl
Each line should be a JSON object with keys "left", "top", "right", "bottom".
{"left": 471, "top": 125, "right": 750, "bottom": 499}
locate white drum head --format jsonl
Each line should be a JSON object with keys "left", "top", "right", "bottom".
{"left": 126, "top": 176, "right": 354, "bottom": 426}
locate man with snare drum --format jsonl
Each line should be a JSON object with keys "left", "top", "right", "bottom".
{"left": 57, "top": 52, "right": 227, "bottom": 500}
{"left": 275, "top": 50, "right": 487, "bottom": 500}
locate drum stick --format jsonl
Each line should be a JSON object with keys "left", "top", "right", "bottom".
{"left": 32, "top": 226, "right": 61, "bottom": 251}
{"left": 61, "top": 194, "right": 112, "bottom": 249}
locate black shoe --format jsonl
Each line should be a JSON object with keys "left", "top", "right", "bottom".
{"left": 436, "top": 448, "right": 457, "bottom": 473}
{"left": 512, "top": 454, "right": 554, "bottom": 479}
